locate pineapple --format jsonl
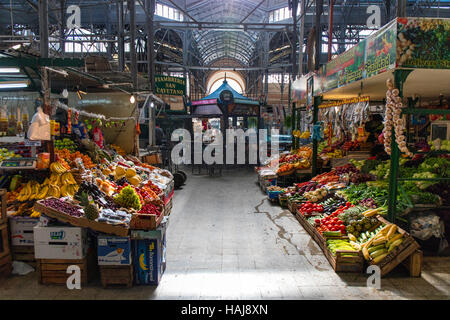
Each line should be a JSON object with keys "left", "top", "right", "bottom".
{"left": 79, "top": 192, "right": 99, "bottom": 221}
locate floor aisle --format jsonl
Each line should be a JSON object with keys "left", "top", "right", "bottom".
{"left": 1, "top": 168, "right": 449, "bottom": 300}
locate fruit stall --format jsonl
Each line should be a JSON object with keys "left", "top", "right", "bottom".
{"left": 259, "top": 17, "right": 450, "bottom": 276}
{"left": 0, "top": 98, "right": 175, "bottom": 287}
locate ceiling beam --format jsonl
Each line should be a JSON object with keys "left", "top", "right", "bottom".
{"left": 240, "top": 0, "right": 266, "bottom": 23}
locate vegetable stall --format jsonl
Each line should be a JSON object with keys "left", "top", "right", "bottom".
{"left": 0, "top": 98, "right": 175, "bottom": 287}
{"left": 259, "top": 17, "right": 450, "bottom": 276}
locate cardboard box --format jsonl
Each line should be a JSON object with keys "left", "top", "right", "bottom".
{"left": 132, "top": 217, "right": 168, "bottom": 285}
{"left": 34, "top": 225, "right": 88, "bottom": 260}
{"left": 97, "top": 236, "right": 132, "bottom": 266}
{"left": 9, "top": 217, "right": 39, "bottom": 246}
{"left": 143, "top": 154, "right": 162, "bottom": 165}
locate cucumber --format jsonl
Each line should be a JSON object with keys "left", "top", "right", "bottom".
{"left": 372, "top": 253, "right": 388, "bottom": 264}
{"left": 368, "top": 244, "right": 385, "bottom": 254}
{"left": 322, "top": 231, "right": 342, "bottom": 237}
{"left": 370, "top": 248, "right": 388, "bottom": 259}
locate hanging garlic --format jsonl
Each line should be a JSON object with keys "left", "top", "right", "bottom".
{"left": 383, "top": 83, "right": 412, "bottom": 157}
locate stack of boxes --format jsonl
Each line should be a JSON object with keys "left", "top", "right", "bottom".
{"left": 9, "top": 216, "right": 39, "bottom": 267}
{"left": 33, "top": 216, "right": 97, "bottom": 285}
{"left": 29, "top": 213, "right": 169, "bottom": 287}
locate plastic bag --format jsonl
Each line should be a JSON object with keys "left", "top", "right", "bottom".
{"left": 11, "top": 260, "right": 35, "bottom": 275}
{"left": 27, "top": 107, "right": 50, "bottom": 140}
{"left": 410, "top": 212, "right": 445, "bottom": 241}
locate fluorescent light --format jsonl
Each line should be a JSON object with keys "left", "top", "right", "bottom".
{"left": 0, "top": 68, "right": 20, "bottom": 73}
{"left": 0, "top": 81, "right": 29, "bottom": 89}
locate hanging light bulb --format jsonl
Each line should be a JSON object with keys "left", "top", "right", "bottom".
{"left": 62, "top": 89, "right": 68, "bottom": 98}
{"left": 130, "top": 95, "right": 136, "bottom": 104}
{"left": 150, "top": 102, "right": 154, "bottom": 108}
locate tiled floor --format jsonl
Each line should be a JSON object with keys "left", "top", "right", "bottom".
{"left": 1, "top": 167, "right": 449, "bottom": 299}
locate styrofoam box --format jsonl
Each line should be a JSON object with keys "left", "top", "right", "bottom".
{"left": 9, "top": 217, "right": 40, "bottom": 246}
{"left": 34, "top": 225, "right": 88, "bottom": 260}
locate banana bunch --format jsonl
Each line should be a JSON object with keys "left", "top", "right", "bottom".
{"left": 61, "top": 183, "right": 79, "bottom": 197}
{"left": 15, "top": 172, "right": 79, "bottom": 202}
{"left": 50, "top": 162, "right": 68, "bottom": 174}
{"left": 16, "top": 181, "right": 37, "bottom": 201}
{"left": 29, "top": 209, "right": 41, "bottom": 218}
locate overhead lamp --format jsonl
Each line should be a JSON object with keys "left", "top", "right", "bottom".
{"left": 0, "top": 68, "right": 20, "bottom": 73}
{"left": 130, "top": 95, "right": 136, "bottom": 104}
{"left": 62, "top": 89, "right": 69, "bottom": 98}
{"left": 150, "top": 102, "right": 154, "bottom": 108}
{"left": 0, "top": 80, "right": 29, "bottom": 89}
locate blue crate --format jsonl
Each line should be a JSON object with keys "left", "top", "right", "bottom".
{"left": 267, "top": 190, "right": 283, "bottom": 199}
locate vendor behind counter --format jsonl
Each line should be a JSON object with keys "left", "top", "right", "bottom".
{"left": 365, "top": 114, "right": 389, "bottom": 161}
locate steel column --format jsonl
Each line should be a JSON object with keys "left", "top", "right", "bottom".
{"left": 59, "top": 0, "right": 65, "bottom": 54}
{"left": 397, "top": 0, "right": 407, "bottom": 17}
{"left": 327, "top": 0, "right": 334, "bottom": 61}
{"left": 314, "top": 0, "right": 323, "bottom": 70}
{"left": 298, "top": 0, "right": 306, "bottom": 75}
{"left": 129, "top": 0, "right": 137, "bottom": 90}
{"left": 291, "top": 0, "right": 299, "bottom": 80}
{"left": 312, "top": 95, "right": 321, "bottom": 176}
{"left": 117, "top": 1, "right": 125, "bottom": 72}
{"left": 146, "top": 0, "right": 155, "bottom": 91}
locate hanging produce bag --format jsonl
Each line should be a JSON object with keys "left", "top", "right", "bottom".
{"left": 27, "top": 107, "right": 50, "bottom": 141}
{"left": 92, "top": 126, "right": 104, "bottom": 148}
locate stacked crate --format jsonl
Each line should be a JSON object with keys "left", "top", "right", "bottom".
{"left": 0, "top": 189, "right": 12, "bottom": 277}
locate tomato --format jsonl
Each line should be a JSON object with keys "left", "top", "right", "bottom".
{"left": 346, "top": 202, "right": 352, "bottom": 206}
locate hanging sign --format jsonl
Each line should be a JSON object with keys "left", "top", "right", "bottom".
{"left": 154, "top": 75, "right": 186, "bottom": 96}
{"left": 219, "top": 90, "right": 234, "bottom": 104}
{"left": 24, "top": 139, "right": 41, "bottom": 147}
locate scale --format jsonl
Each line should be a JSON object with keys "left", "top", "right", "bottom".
{"left": 0, "top": 157, "right": 37, "bottom": 170}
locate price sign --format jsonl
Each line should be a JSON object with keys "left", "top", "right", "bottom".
{"left": 24, "top": 140, "right": 42, "bottom": 147}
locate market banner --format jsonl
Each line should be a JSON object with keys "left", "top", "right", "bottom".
{"left": 154, "top": 75, "right": 186, "bottom": 96}
{"left": 317, "top": 20, "right": 397, "bottom": 93}
{"left": 364, "top": 20, "right": 397, "bottom": 78}
{"left": 396, "top": 18, "right": 450, "bottom": 69}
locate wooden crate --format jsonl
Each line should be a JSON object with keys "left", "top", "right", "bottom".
{"left": 0, "top": 189, "right": 7, "bottom": 224}
{"left": 369, "top": 216, "right": 421, "bottom": 277}
{"left": 323, "top": 245, "right": 364, "bottom": 273}
{"left": 37, "top": 250, "right": 98, "bottom": 285}
{"left": 0, "top": 223, "right": 10, "bottom": 259}
{"left": 295, "top": 213, "right": 363, "bottom": 272}
{"left": 401, "top": 249, "right": 423, "bottom": 277}
{"left": 34, "top": 199, "right": 129, "bottom": 237}
{"left": 0, "top": 253, "right": 12, "bottom": 277}
{"left": 11, "top": 246, "right": 36, "bottom": 268}
{"left": 164, "top": 198, "right": 173, "bottom": 216}
{"left": 129, "top": 210, "right": 164, "bottom": 230}
{"left": 100, "top": 265, "right": 134, "bottom": 288}
{"left": 295, "top": 213, "right": 325, "bottom": 250}
{"left": 287, "top": 199, "right": 304, "bottom": 214}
